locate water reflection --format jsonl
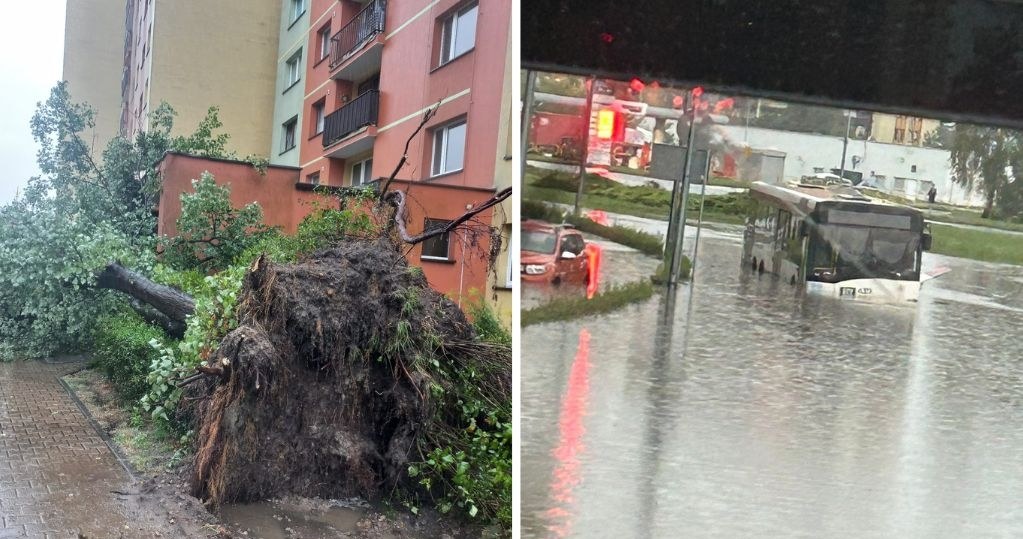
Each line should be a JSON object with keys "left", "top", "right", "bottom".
{"left": 521, "top": 228, "right": 1023, "bottom": 538}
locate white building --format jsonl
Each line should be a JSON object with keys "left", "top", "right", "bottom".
{"left": 715, "top": 125, "right": 985, "bottom": 207}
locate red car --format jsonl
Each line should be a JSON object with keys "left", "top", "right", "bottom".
{"left": 521, "top": 220, "right": 590, "bottom": 285}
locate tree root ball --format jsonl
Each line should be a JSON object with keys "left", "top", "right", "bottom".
{"left": 189, "top": 239, "right": 494, "bottom": 506}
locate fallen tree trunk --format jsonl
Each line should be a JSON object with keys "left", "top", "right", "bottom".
{"left": 95, "top": 262, "right": 195, "bottom": 337}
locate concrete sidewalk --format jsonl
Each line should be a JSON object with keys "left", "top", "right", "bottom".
{"left": 0, "top": 360, "right": 134, "bottom": 538}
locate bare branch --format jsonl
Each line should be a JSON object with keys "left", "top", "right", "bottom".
{"left": 387, "top": 187, "right": 512, "bottom": 245}
{"left": 377, "top": 102, "right": 440, "bottom": 201}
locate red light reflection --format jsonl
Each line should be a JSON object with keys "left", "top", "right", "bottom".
{"left": 544, "top": 329, "right": 592, "bottom": 538}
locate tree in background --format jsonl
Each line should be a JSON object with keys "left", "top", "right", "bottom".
{"left": 945, "top": 124, "right": 1022, "bottom": 218}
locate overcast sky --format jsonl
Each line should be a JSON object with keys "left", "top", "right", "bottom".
{"left": 0, "top": 1, "right": 66, "bottom": 204}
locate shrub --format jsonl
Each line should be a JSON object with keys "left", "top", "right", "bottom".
{"left": 92, "top": 311, "right": 165, "bottom": 403}
{"left": 469, "top": 301, "right": 511, "bottom": 346}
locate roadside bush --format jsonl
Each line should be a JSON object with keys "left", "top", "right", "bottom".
{"left": 92, "top": 311, "right": 165, "bottom": 403}
{"left": 142, "top": 264, "right": 246, "bottom": 428}
{"left": 469, "top": 301, "right": 511, "bottom": 346}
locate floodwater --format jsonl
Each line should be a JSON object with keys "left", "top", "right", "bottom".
{"left": 219, "top": 499, "right": 374, "bottom": 539}
{"left": 521, "top": 223, "right": 1023, "bottom": 538}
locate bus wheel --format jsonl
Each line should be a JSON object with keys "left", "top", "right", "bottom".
{"left": 751, "top": 258, "right": 758, "bottom": 272}
{"left": 552, "top": 276, "right": 561, "bottom": 286}
{"left": 758, "top": 260, "right": 765, "bottom": 274}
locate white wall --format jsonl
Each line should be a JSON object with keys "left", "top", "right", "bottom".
{"left": 715, "top": 125, "right": 986, "bottom": 207}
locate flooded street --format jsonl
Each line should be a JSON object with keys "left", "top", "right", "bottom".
{"left": 521, "top": 224, "right": 1023, "bottom": 538}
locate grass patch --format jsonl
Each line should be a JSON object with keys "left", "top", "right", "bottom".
{"left": 929, "top": 223, "right": 1023, "bottom": 265}
{"left": 522, "top": 280, "right": 655, "bottom": 326}
{"left": 524, "top": 165, "right": 751, "bottom": 226}
{"left": 63, "top": 369, "right": 188, "bottom": 475}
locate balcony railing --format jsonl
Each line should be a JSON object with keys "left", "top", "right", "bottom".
{"left": 323, "top": 89, "right": 380, "bottom": 148}
{"left": 329, "top": 0, "right": 386, "bottom": 70}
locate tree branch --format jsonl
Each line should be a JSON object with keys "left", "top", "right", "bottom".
{"left": 377, "top": 102, "right": 440, "bottom": 202}
{"left": 387, "top": 187, "right": 512, "bottom": 245}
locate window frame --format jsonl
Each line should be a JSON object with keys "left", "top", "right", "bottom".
{"left": 431, "top": 119, "right": 467, "bottom": 177}
{"left": 289, "top": 0, "right": 306, "bottom": 24}
{"left": 351, "top": 157, "right": 374, "bottom": 186}
{"left": 282, "top": 116, "right": 298, "bottom": 154}
{"left": 284, "top": 50, "right": 302, "bottom": 91}
{"left": 312, "top": 100, "right": 325, "bottom": 136}
{"left": 318, "top": 24, "right": 332, "bottom": 61}
{"left": 421, "top": 218, "right": 453, "bottom": 261}
{"left": 438, "top": 2, "right": 478, "bottom": 66}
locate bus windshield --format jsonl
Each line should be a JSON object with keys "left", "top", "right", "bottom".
{"left": 809, "top": 225, "right": 921, "bottom": 282}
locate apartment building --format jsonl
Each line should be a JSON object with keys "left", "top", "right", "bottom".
{"left": 271, "top": 0, "right": 312, "bottom": 166}
{"left": 64, "top": 0, "right": 512, "bottom": 324}
{"left": 293, "top": 0, "right": 512, "bottom": 318}
{"left": 871, "top": 113, "right": 940, "bottom": 146}
{"left": 62, "top": 0, "right": 125, "bottom": 159}
{"left": 120, "top": 0, "right": 281, "bottom": 157}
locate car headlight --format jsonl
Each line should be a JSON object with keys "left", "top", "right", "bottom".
{"left": 523, "top": 264, "right": 548, "bottom": 275}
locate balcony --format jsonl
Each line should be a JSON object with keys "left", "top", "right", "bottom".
{"left": 329, "top": 0, "right": 385, "bottom": 82}
{"left": 323, "top": 89, "right": 379, "bottom": 157}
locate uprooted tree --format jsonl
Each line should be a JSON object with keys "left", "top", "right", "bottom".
{"left": 0, "top": 84, "right": 512, "bottom": 525}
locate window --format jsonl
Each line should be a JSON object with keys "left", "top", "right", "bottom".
{"left": 312, "top": 100, "right": 325, "bottom": 135}
{"left": 560, "top": 234, "right": 585, "bottom": 256}
{"left": 439, "top": 3, "right": 478, "bottom": 65}
{"left": 306, "top": 172, "right": 320, "bottom": 185}
{"left": 290, "top": 0, "right": 305, "bottom": 23}
{"left": 421, "top": 218, "right": 451, "bottom": 260}
{"left": 282, "top": 117, "right": 297, "bottom": 152}
{"left": 432, "top": 120, "right": 467, "bottom": 176}
{"left": 911, "top": 164, "right": 918, "bottom": 173}
{"left": 285, "top": 50, "right": 302, "bottom": 89}
{"left": 357, "top": 74, "right": 380, "bottom": 96}
{"left": 318, "top": 24, "right": 332, "bottom": 60}
{"left": 351, "top": 157, "right": 373, "bottom": 186}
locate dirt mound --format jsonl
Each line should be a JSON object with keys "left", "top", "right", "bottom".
{"left": 188, "top": 238, "right": 508, "bottom": 506}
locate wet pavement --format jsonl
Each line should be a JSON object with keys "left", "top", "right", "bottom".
{"left": 0, "top": 360, "right": 133, "bottom": 537}
{"left": 521, "top": 223, "right": 1023, "bottom": 537}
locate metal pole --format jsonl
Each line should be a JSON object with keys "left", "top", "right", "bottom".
{"left": 839, "top": 111, "right": 852, "bottom": 181}
{"left": 573, "top": 77, "right": 596, "bottom": 216}
{"left": 520, "top": 70, "right": 538, "bottom": 182}
{"left": 664, "top": 89, "right": 698, "bottom": 285}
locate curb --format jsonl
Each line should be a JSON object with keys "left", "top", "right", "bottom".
{"left": 57, "top": 367, "right": 140, "bottom": 483}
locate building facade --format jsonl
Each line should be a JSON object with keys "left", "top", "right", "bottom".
{"left": 270, "top": 0, "right": 311, "bottom": 166}
{"left": 62, "top": 0, "right": 127, "bottom": 158}
{"left": 120, "top": 0, "right": 281, "bottom": 157}
{"left": 63, "top": 0, "right": 512, "bottom": 324}
{"left": 870, "top": 113, "right": 941, "bottom": 146}
{"left": 293, "top": 0, "right": 513, "bottom": 319}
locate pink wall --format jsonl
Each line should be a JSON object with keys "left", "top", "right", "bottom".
{"left": 156, "top": 152, "right": 316, "bottom": 237}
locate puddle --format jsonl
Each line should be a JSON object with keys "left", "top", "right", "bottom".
{"left": 219, "top": 499, "right": 372, "bottom": 539}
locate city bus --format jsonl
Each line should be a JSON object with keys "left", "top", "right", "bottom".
{"left": 742, "top": 181, "right": 933, "bottom": 302}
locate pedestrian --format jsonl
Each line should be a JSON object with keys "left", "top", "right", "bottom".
{"left": 928, "top": 185, "right": 937, "bottom": 204}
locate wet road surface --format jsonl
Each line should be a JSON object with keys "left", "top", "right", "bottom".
{"left": 522, "top": 224, "right": 1023, "bottom": 538}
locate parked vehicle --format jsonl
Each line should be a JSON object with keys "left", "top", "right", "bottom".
{"left": 521, "top": 220, "right": 590, "bottom": 285}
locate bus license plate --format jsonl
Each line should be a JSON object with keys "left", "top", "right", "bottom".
{"left": 840, "top": 287, "right": 856, "bottom": 297}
